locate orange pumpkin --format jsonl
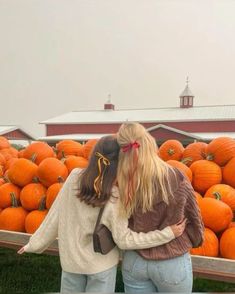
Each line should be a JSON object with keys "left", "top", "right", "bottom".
{"left": 64, "top": 155, "right": 88, "bottom": 174}
{"left": 182, "top": 142, "right": 207, "bottom": 166}
{"left": 46, "top": 182, "right": 63, "bottom": 209}
{"left": 223, "top": 157, "right": 235, "bottom": 189}
{"left": 37, "top": 158, "right": 68, "bottom": 187}
{"left": 82, "top": 139, "right": 98, "bottom": 159}
{"left": 228, "top": 222, "right": 235, "bottom": 228}
{"left": 190, "top": 160, "right": 222, "bottom": 194}
{"left": 23, "top": 141, "right": 55, "bottom": 165}
{"left": 7, "top": 158, "right": 38, "bottom": 187}
{"left": 0, "top": 178, "right": 6, "bottom": 186}
{"left": 206, "top": 137, "right": 235, "bottom": 166}
{"left": 0, "top": 194, "right": 28, "bottom": 232}
{"left": 204, "top": 184, "right": 235, "bottom": 211}
{"left": 167, "top": 160, "right": 192, "bottom": 182}
{"left": 25, "top": 197, "right": 48, "bottom": 234}
{"left": 0, "top": 147, "right": 18, "bottom": 161}
{"left": 56, "top": 140, "right": 83, "bottom": 159}
{"left": 190, "top": 228, "right": 219, "bottom": 257}
{"left": 220, "top": 227, "right": 235, "bottom": 259}
{"left": 5, "top": 158, "right": 18, "bottom": 170}
{"left": 194, "top": 191, "right": 203, "bottom": 205}
{"left": 0, "top": 183, "right": 21, "bottom": 209}
{"left": 0, "top": 165, "right": 4, "bottom": 177}
{"left": 158, "top": 140, "right": 184, "bottom": 161}
{"left": 20, "top": 183, "right": 47, "bottom": 211}
{"left": 0, "top": 136, "right": 10, "bottom": 149}
{"left": 0, "top": 153, "right": 6, "bottom": 167}
{"left": 199, "top": 198, "right": 233, "bottom": 233}
{"left": 18, "top": 149, "right": 25, "bottom": 158}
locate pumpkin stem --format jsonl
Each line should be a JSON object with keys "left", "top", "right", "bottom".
{"left": 206, "top": 153, "right": 214, "bottom": 161}
{"left": 52, "top": 146, "right": 58, "bottom": 155}
{"left": 181, "top": 157, "right": 192, "bottom": 165}
{"left": 213, "top": 191, "right": 221, "bottom": 201}
{"left": 1, "top": 176, "right": 9, "bottom": 183}
{"left": 10, "top": 192, "right": 19, "bottom": 207}
{"left": 30, "top": 153, "right": 37, "bottom": 163}
{"left": 58, "top": 176, "right": 65, "bottom": 183}
{"left": 38, "top": 196, "right": 46, "bottom": 211}
{"left": 32, "top": 176, "right": 39, "bottom": 183}
{"left": 167, "top": 149, "right": 175, "bottom": 156}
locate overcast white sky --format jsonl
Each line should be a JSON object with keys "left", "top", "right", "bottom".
{"left": 0, "top": 0, "right": 235, "bottom": 137}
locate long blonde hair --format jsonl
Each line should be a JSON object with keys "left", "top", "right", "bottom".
{"left": 117, "top": 122, "right": 176, "bottom": 217}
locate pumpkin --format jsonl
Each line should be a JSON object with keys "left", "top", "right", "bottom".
{"left": 167, "top": 160, "right": 192, "bottom": 182}
{"left": 0, "top": 147, "right": 18, "bottom": 161}
{"left": 190, "top": 228, "right": 219, "bottom": 257}
{"left": 5, "top": 158, "right": 18, "bottom": 171}
{"left": 82, "top": 139, "right": 98, "bottom": 159}
{"left": 46, "top": 182, "right": 63, "bottom": 209}
{"left": 206, "top": 137, "right": 235, "bottom": 166}
{"left": 190, "top": 160, "right": 222, "bottom": 194}
{"left": 0, "top": 178, "right": 6, "bottom": 186}
{"left": 7, "top": 158, "right": 38, "bottom": 187}
{"left": 0, "top": 153, "right": 6, "bottom": 167}
{"left": 204, "top": 184, "right": 235, "bottom": 211}
{"left": 20, "top": 183, "right": 47, "bottom": 211}
{"left": 25, "top": 197, "right": 48, "bottom": 234}
{"left": 23, "top": 141, "right": 55, "bottom": 165}
{"left": 220, "top": 227, "right": 235, "bottom": 259}
{"left": 56, "top": 140, "right": 83, "bottom": 159}
{"left": 0, "top": 165, "right": 4, "bottom": 177}
{"left": 199, "top": 198, "right": 233, "bottom": 233}
{"left": 0, "top": 194, "right": 28, "bottom": 232}
{"left": 158, "top": 140, "right": 184, "bottom": 161}
{"left": 64, "top": 155, "right": 88, "bottom": 174}
{"left": 223, "top": 157, "right": 235, "bottom": 189}
{"left": 228, "top": 222, "right": 235, "bottom": 228}
{"left": 18, "top": 149, "right": 25, "bottom": 158}
{"left": 182, "top": 142, "right": 207, "bottom": 166}
{"left": 0, "top": 183, "right": 21, "bottom": 209}
{"left": 194, "top": 191, "right": 203, "bottom": 205}
{"left": 37, "top": 158, "right": 68, "bottom": 187}
{"left": 0, "top": 136, "right": 10, "bottom": 149}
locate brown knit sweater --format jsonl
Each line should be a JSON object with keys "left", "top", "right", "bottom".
{"left": 128, "top": 168, "right": 204, "bottom": 260}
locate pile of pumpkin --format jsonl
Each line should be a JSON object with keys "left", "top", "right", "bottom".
{"left": 158, "top": 137, "right": 235, "bottom": 260}
{"left": 0, "top": 135, "right": 235, "bottom": 260}
{"left": 0, "top": 137, "right": 97, "bottom": 234}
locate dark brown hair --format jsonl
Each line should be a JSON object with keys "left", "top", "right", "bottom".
{"left": 77, "top": 135, "right": 120, "bottom": 207}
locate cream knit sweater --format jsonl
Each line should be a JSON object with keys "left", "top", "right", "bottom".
{"left": 24, "top": 169, "right": 175, "bottom": 274}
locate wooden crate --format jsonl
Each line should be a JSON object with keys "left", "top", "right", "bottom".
{"left": 0, "top": 230, "right": 235, "bottom": 283}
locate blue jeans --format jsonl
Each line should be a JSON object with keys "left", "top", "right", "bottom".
{"left": 60, "top": 265, "right": 117, "bottom": 293}
{"left": 122, "top": 251, "right": 192, "bottom": 293}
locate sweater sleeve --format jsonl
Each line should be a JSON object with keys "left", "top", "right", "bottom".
{"left": 183, "top": 179, "right": 204, "bottom": 248}
{"left": 24, "top": 171, "right": 76, "bottom": 254}
{"left": 102, "top": 197, "right": 175, "bottom": 250}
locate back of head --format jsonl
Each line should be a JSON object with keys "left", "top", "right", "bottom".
{"left": 117, "top": 122, "right": 175, "bottom": 216}
{"left": 78, "top": 135, "right": 120, "bottom": 207}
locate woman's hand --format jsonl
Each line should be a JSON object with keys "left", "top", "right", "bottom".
{"left": 17, "top": 246, "right": 25, "bottom": 254}
{"left": 170, "top": 218, "right": 187, "bottom": 238}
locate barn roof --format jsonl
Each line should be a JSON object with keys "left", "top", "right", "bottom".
{"left": 0, "top": 125, "right": 35, "bottom": 140}
{"left": 40, "top": 104, "right": 235, "bottom": 125}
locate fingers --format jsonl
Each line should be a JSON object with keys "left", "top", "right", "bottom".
{"left": 176, "top": 218, "right": 187, "bottom": 225}
{"left": 17, "top": 247, "right": 25, "bottom": 254}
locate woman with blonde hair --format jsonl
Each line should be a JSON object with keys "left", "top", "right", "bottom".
{"left": 18, "top": 135, "right": 186, "bottom": 293}
{"left": 117, "top": 122, "right": 204, "bottom": 293}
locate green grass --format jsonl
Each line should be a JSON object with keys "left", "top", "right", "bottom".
{"left": 0, "top": 247, "right": 235, "bottom": 293}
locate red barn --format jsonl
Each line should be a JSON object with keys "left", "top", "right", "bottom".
{"left": 0, "top": 125, "right": 35, "bottom": 144}
{"left": 39, "top": 83, "right": 235, "bottom": 145}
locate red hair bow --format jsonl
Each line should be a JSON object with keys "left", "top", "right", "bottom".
{"left": 122, "top": 141, "right": 140, "bottom": 152}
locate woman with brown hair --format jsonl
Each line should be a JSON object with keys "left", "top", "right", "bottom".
{"left": 117, "top": 122, "right": 204, "bottom": 293}
{"left": 17, "top": 135, "right": 186, "bottom": 293}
